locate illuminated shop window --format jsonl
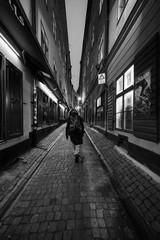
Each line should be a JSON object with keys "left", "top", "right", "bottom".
{"left": 116, "top": 96, "right": 123, "bottom": 129}
{"left": 116, "top": 76, "right": 123, "bottom": 94}
{"left": 118, "top": 0, "right": 129, "bottom": 20}
{"left": 116, "top": 65, "right": 134, "bottom": 131}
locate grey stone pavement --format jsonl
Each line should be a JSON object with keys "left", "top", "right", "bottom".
{"left": 0, "top": 123, "right": 159, "bottom": 239}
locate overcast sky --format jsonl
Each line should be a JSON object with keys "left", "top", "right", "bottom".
{"left": 65, "top": 0, "right": 87, "bottom": 91}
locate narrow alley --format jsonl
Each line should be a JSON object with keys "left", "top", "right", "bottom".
{"left": 0, "top": 124, "right": 141, "bottom": 240}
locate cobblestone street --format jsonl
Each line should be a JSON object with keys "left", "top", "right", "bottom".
{"left": 0, "top": 126, "right": 140, "bottom": 240}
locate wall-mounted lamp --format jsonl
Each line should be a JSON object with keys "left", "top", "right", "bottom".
{"left": 0, "top": 33, "right": 20, "bottom": 57}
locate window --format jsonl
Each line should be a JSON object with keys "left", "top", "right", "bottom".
{"left": 41, "top": 21, "right": 49, "bottom": 60}
{"left": 52, "top": 10, "right": 56, "bottom": 41}
{"left": 37, "top": 87, "right": 57, "bottom": 126}
{"left": 118, "top": 0, "right": 129, "bottom": 20}
{"left": 98, "top": 28, "right": 105, "bottom": 64}
{"left": 6, "top": 60, "right": 23, "bottom": 139}
{"left": 96, "top": 91, "right": 105, "bottom": 127}
{"left": 116, "top": 65, "right": 134, "bottom": 131}
{"left": 99, "top": 0, "right": 104, "bottom": 15}
{"left": 0, "top": 55, "right": 23, "bottom": 141}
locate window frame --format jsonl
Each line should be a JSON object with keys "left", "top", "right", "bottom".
{"left": 41, "top": 21, "right": 49, "bottom": 60}
{"left": 98, "top": 27, "right": 105, "bottom": 64}
{"left": 117, "top": 0, "right": 129, "bottom": 21}
{"left": 115, "top": 65, "right": 134, "bottom": 132}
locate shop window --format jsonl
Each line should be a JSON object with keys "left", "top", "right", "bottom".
{"left": 118, "top": 0, "right": 129, "bottom": 20}
{"left": 116, "top": 65, "right": 134, "bottom": 131}
{"left": 41, "top": 21, "right": 49, "bottom": 60}
{"left": 6, "top": 60, "right": 23, "bottom": 139}
{"left": 37, "top": 87, "right": 57, "bottom": 126}
{"left": 0, "top": 57, "right": 23, "bottom": 140}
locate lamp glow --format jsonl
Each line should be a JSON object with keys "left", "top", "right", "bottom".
{"left": 39, "top": 82, "right": 58, "bottom": 104}
{"left": 0, "top": 33, "right": 20, "bottom": 57}
{"left": 59, "top": 104, "right": 65, "bottom": 110}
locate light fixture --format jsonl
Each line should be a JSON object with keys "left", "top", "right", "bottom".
{"left": 39, "top": 82, "right": 58, "bottom": 104}
{"left": 0, "top": 33, "right": 20, "bottom": 57}
{"left": 59, "top": 104, "right": 65, "bottom": 110}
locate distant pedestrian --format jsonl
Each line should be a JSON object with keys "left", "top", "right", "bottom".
{"left": 66, "top": 109, "right": 84, "bottom": 162}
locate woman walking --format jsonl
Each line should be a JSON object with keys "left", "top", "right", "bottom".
{"left": 66, "top": 109, "right": 84, "bottom": 162}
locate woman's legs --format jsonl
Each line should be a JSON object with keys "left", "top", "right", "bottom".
{"left": 72, "top": 144, "right": 82, "bottom": 162}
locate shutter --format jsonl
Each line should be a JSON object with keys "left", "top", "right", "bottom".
{"left": 108, "top": 82, "right": 114, "bottom": 131}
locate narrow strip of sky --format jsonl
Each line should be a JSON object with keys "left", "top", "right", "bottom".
{"left": 65, "top": 0, "right": 87, "bottom": 91}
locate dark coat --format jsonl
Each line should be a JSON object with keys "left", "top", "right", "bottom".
{"left": 66, "top": 115, "right": 84, "bottom": 145}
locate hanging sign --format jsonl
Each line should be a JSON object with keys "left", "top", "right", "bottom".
{"left": 98, "top": 73, "right": 105, "bottom": 84}
{"left": 8, "top": 0, "right": 25, "bottom": 26}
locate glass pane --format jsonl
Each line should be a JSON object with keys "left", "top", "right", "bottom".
{"left": 124, "top": 90, "right": 133, "bottom": 111}
{"left": 116, "top": 96, "right": 123, "bottom": 113}
{"left": 124, "top": 65, "right": 134, "bottom": 90}
{"left": 116, "top": 76, "right": 123, "bottom": 94}
{"left": 124, "top": 110, "right": 133, "bottom": 130}
{"left": 116, "top": 113, "right": 123, "bottom": 129}
{"left": 124, "top": 90, "right": 133, "bottom": 130}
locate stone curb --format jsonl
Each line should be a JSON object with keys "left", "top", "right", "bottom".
{"left": 0, "top": 131, "right": 63, "bottom": 219}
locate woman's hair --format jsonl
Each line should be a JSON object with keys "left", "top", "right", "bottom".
{"left": 69, "top": 109, "right": 78, "bottom": 115}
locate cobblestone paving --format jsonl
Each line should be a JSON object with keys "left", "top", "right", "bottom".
{"left": 0, "top": 130, "right": 140, "bottom": 240}
{"left": 85, "top": 126, "right": 160, "bottom": 240}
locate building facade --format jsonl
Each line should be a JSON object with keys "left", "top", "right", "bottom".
{"left": 0, "top": 0, "right": 73, "bottom": 167}
{"left": 78, "top": 0, "right": 160, "bottom": 175}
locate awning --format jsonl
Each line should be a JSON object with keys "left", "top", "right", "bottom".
{"left": 37, "top": 71, "right": 68, "bottom": 107}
